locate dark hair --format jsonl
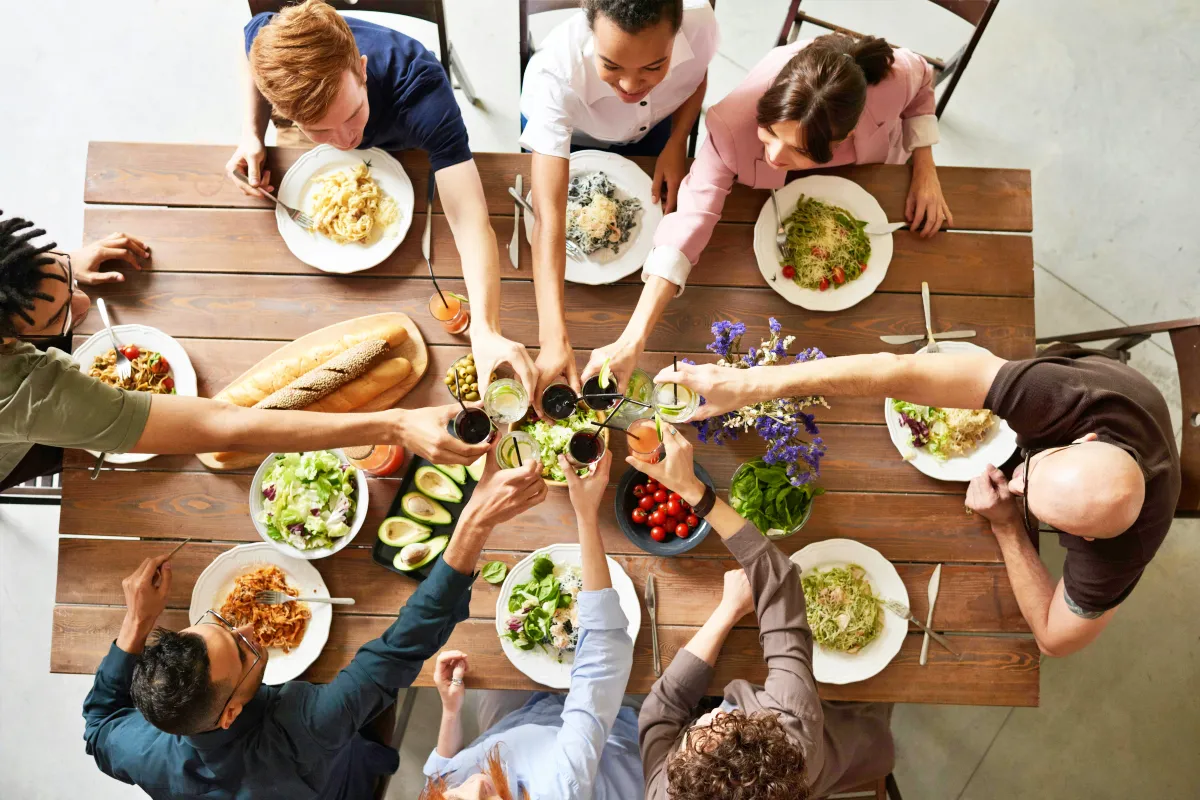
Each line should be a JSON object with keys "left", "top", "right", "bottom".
{"left": 132, "top": 628, "right": 223, "bottom": 735}
{"left": 756, "top": 33, "right": 896, "bottom": 164}
{"left": 0, "top": 211, "right": 63, "bottom": 338}
{"left": 666, "top": 710, "right": 811, "bottom": 800}
{"left": 583, "top": 0, "right": 684, "bottom": 34}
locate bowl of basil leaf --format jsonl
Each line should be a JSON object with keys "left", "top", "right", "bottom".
{"left": 729, "top": 459, "right": 824, "bottom": 539}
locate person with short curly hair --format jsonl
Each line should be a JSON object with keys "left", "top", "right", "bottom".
{"left": 630, "top": 425, "right": 894, "bottom": 799}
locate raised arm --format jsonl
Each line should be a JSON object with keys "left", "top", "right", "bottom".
{"left": 225, "top": 34, "right": 274, "bottom": 196}
{"left": 657, "top": 351, "right": 1008, "bottom": 422}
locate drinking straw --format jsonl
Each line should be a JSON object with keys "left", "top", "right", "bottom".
{"left": 589, "top": 392, "right": 651, "bottom": 408}
{"left": 672, "top": 356, "right": 679, "bottom": 404}
{"left": 452, "top": 372, "right": 468, "bottom": 411}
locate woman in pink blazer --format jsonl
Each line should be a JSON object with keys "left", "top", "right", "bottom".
{"left": 581, "top": 34, "right": 952, "bottom": 391}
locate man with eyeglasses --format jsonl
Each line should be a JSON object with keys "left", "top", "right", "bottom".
{"left": 82, "top": 453, "right": 549, "bottom": 798}
{"left": 656, "top": 344, "right": 1180, "bottom": 657}
{"left": 0, "top": 211, "right": 493, "bottom": 493}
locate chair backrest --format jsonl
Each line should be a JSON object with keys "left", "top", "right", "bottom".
{"left": 520, "top": 0, "right": 582, "bottom": 80}
{"left": 928, "top": 0, "right": 994, "bottom": 25}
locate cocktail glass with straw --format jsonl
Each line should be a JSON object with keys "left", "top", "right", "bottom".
{"left": 447, "top": 373, "right": 494, "bottom": 444}
{"left": 540, "top": 382, "right": 580, "bottom": 421}
{"left": 483, "top": 378, "right": 529, "bottom": 425}
{"left": 496, "top": 430, "right": 536, "bottom": 469}
{"left": 566, "top": 428, "right": 608, "bottom": 468}
{"left": 652, "top": 380, "right": 700, "bottom": 423}
{"left": 626, "top": 415, "right": 664, "bottom": 463}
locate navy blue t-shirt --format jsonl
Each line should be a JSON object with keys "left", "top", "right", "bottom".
{"left": 245, "top": 13, "right": 472, "bottom": 172}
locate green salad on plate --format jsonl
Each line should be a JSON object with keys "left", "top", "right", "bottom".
{"left": 258, "top": 450, "right": 357, "bottom": 551}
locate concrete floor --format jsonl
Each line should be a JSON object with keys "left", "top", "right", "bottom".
{"left": 1, "top": 1, "right": 1198, "bottom": 797}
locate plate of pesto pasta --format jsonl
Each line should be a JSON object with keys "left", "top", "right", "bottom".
{"left": 753, "top": 175, "right": 893, "bottom": 311}
{"left": 790, "top": 538, "right": 908, "bottom": 684}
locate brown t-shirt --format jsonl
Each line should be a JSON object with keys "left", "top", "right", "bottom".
{"left": 984, "top": 347, "right": 1180, "bottom": 613}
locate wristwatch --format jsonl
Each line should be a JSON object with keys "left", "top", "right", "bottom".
{"left": 691, "top": 484, "right": 717, "bottom": 519}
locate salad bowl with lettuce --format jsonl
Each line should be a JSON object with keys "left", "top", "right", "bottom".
{"left": 250, "top": 450, "right": 370, "bottom": 560}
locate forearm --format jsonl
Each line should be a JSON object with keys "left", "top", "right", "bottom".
{"left": 992, "top": 523, "right": 1057, "bottom": 642}
{"left": 676, "top": 479, "right": 745, "bottom": 541}
{"left": 434, "top": 709, "right": 465, "bottom": 759}
{"left": 616, "top": 275, "right": 675, "bottom": 347}
{"left": 682, "top": 604, "right": 739, "bottom": 667}
{"left": 437, "top": 161, "right": 503, "bottom": 334}
{"left": 115, "top": 612, "right": 156, "bottom": 656}
{"left": 241, "top": 55, "right": 270, "bottom": 141}
{"left": 441, "top": 512, "right": 492, "bottom": 575}
{"left": 667, "top": 75, "right": 706, "bottom": 148}
{"left": 578, "top": 515, "right": 611, "bottom": 591}
{"left": 911, "top": 146, "right": 936, "bottom": 178}
{"left": 532, "top": 217, "right": 569, "bottom": 343}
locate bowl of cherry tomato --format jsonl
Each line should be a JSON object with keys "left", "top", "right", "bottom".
{"left": 614, "top": 464, "right": 715, "bottom": 556}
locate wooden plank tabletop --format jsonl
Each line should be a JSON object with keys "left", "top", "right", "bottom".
{"left": 53, "top": 142, "right": 1038, "bottom": 707}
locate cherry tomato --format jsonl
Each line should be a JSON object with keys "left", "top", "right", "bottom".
{"left": 818, "top": 277, "right": 830, "bottom": 291}
{"left": 632, "top": 485, "right": 646, "bottom": 498}
{"left": 832, "top": 265, "right": 846, "bottom": 284}
{"left": 120, "top": 345, "right": 140, "bottom": 359}
{"left": 668, "top": 492, "right": 681, "bottom": 503}
{"left": 686, "top": 514, "right": 700, "bottom": 528}
{"left": 811, "top": 246, "right": 829, "bottom": 259}
{"left": 859, "top": 261, "right": 867, "bottom": 272}
{"left": 645, "top": 478, "right": 657, "bottom": 490}
{"left": 638, "top": 495, "right": 655, "bottom": 511}
{"left": 162, "top": 377, "right": 175, "bottom": 392}
{"left": 675, "top": 523, "right": 690, "bottom": 538}
{"left": 149, "top": 354, "right": 170, "bottom": 375}
{"left": 665, "top": 499, "right": 682, "bottom": 518}
{"left": 649, "top": 510, "right": 666, "bottom": 527}
{"left": 653, "top": 489, "right": 668, "bottom": 503}
{"left": 649, "top": 526, "right": 667, "bottom": 542}
{"left": 781, "top": 264, "right": 796, "bottom": 279}
{"left": 631, "top": 508, "right": 648, "bottom": 525}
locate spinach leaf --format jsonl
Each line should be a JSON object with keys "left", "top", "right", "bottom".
{"left": 481, "top": 561, "right": 508, "bottom": 585}
{"left": 531, "top": 556, "right": 555, "bottom": 581}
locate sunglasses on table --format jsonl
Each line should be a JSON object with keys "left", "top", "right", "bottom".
{"left": 21, "top": 252, "right": 76, "bottom": 341}
{"left": 194, "top": 609, "right": 262, "bottom": 727}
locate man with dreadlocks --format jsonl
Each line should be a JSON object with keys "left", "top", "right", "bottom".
{"left": 0, "top": 211, "right": 498, "bottom": 492}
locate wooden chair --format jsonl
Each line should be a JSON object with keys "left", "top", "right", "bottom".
{"left": 775, "top": 0, "right": 1001, "bottom": 118}
{"left": 1036, "top": 318, "right": 1200, "bottom": 517}
{"left": 518, "top": 0, "right": 712, "bottom": 157}
{"left": 820, "top": 773, "right": 903, "bottom": 799}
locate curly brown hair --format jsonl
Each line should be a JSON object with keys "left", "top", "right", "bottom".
{"left": 666, "top": 710, "right": 811, "bottom": 800}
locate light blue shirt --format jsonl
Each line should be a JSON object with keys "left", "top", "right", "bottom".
{"left": 423, "top": 588, "right": 641, "bottom": 799}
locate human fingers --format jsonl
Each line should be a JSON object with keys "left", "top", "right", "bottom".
{"left": 912, "top": 194, "right": 929, "bottom": 236}
{"left": 590, "top": 450, "right": 612, "bottom": 486}
{"left": 88, "top": 271, "right": 126, "bottom": 284}
{"left": 922, "top": 203, "right": 944, "bottom": 239}
{"left": 651, "top": 161, "right": 664, "bottom": 205}
{"left": 942, "top": 200, "right": 954, "bottom": 229}
{"left": 905, "top": 187, "right": 916, "bottom": 223}
{"left": 563, "top": 353, "right": 583, "bottom": 395}
{"left": 665, "top": 173, "right": 680, "bottom": 214}
{"left": 624, "top": 455, "right": 666, "bottom": 485}
{"left": 559, "top": 453, "right": 581, "bottom": 491}
{"left": 579, "top": 350, "right": 604, "bottom": 384}
{"left": 99, "top": 246, "right": 142, "bottom": 270}
{"left": 511, "top": 351, "right": 540, "bottom": 415}
{"left": 104, "top": 233, "right": 150, "bottom": 260}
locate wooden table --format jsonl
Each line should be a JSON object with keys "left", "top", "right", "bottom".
{"left": 51, "top": 142, "right": 1039, "bottom": 707}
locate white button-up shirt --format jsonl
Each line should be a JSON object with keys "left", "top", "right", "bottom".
{"left": 519, "top": 0, "right": 719, "bottom": 158}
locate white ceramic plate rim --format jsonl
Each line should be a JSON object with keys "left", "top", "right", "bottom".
{"left": 522, "top": 149, "right": 664, "bottom": 285}
{"left": 71, "top": 324, "right": 197, "bottom": 464}
{"left": 188, "top": 542, "right": 332, "bottom": 685}
{"left": 248, "top": 449, "right": 369, "bottom": 560}
{"left": 790, "top": 538, "right": 908, "bottom": 685}
{"left": 883, "top": 341, "right": 1019, "bottom": 482}
{"left": 753, "top": 175, "right": 893, "bottom": 311}
{"left": 494, "top": 543, "right": 641, "bottom": 689}
{"left": 276, "top": 145, "right": 414, "bottom": 274}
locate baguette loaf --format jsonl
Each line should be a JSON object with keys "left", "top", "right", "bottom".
{"left": 254, "top": 339, "right": 390, "bottom": 410}
{"left": 305, "top": 355, "right": 411, "bottom": 413}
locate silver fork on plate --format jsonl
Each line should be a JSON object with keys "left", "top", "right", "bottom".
{"left": 96, "top": 297, "right": 132, "bottom": 381}
{"left": 770, "top": 188, "right": 789, "bottom": 262}
{"left": 921, "top": 282, "right": 940, "bottom": 353}
{"left": 506, "top": 186, "right": 585, "bottom": 262}
{"left": 254, "top": 590, "right": 356, "bottom": 606}
{"left": 233, "top": 169, "right": 315, "bottom": 230}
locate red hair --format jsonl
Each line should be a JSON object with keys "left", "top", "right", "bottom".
{"left": 419, "top": 746, "right": 529, "bottom": 800}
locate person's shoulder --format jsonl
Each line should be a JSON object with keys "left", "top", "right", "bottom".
{"left": 530, "top": 10, "right": 591, "bottom": 75}
{"left": 345, "top": 15, "right": 437, "bottom": 63}
{"left": 243, "top": 11, "right": 276, "bottom": 49}
{"left": 681, "top": 0, "right": 718, "bottom": 33}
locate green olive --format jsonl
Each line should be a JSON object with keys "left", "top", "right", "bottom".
{"left": 465, "top": 391, "right": 480, "bottom": 401}
{"left": 443, "top": 376, "right": 453, "bottom": 385}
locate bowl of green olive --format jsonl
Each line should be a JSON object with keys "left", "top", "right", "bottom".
{"left": 444, "top": 354, "right": 489, "bottom": 402}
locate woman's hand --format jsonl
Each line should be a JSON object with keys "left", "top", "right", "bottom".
{"left": 624, "top": 422, "right": 706, "bottom": 506}
{"left": 561, "top": 450, "right": 611, "bottom": 523}
{"left": 717, "top": 568, "right": 754, "bottom": 620}
{"left": 392, "top": 405, "right": 493, "bottom": 465}
{"left": 225, "top": 135, "right": 274, "bottom": 197}
{"left": 433, "top": 649, "right": 470, "bottom": 715}
{"left": 652, "top": 362, "right": 750, "bottom": 421}
{"left": 532, "top": 333, "right": 580, "bottom": 417}
{"left": 905, "top": 153, "right": 953, "bottom": 238}
{"left": 652, "top": 138, "right": 688, "bottom": 213}
{"left": 582, "top": 337, "right": 644, "bottom": 395}
{"left": 70, "top": 233, "right": 150, "bottom": 285}
{"left": 471, "top": 328, "right": 539, "bottom": 408}
{"left": 460, "top": 446, "right": 548, "bottom": 530}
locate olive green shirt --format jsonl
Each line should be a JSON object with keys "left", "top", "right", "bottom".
{"left": 0, "top": 341, "right": 152, "bottom": 481}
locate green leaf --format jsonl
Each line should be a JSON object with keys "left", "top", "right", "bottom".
{"left": 531, "top": 556, "right": 554, "bottom": 582}
{"left": 481, "top": 561, "right": 508, "bottom": 585}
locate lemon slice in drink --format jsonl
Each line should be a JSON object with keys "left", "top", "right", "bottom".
{"left": 598, "top": 357, "right": 613, "bottom": 390}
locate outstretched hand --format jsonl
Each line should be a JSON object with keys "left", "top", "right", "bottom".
{"left": 460, "top": 444, "right": 547, "bottom": 530}
{"left": 433, "top": 649, "right": 469, "bottom": 714}
{"left": 624, "top": 422, "right": 705, "bottom": 505}
{"left": 650, "top": 362, "right": 747, "bottom": 421}
{"left": 70, "top": 233, "right": 150, "bottom": 285}
{"left": 561, "top": 450, "right": 611, "bottom": 524}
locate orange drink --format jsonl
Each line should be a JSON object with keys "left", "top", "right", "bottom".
{"left": 428, "top": 292, "right": 470, "bottom": 335}
{"left": 626, "top": 417, "right": 663, "bottom": 463}
{"left": 344, "top": 445, "right": 406, "bottom": 477}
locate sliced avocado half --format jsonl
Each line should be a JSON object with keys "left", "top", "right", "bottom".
{"left": 401, "top": 491, "right": 452, "bottom": 526}
{"left": 466, "top": 453, "right": 487, "bottom": 482}
{"left": 414, "top": 465, "right": 463, "bottom": 503}
{"left": 433, "top": 463, "right": 468, "bottom": 485}
{"left": 393, "top": 535, "right": 449, "bottom": 572}
{"left": 378, "top": 516, "right": 432, "bottom": 548}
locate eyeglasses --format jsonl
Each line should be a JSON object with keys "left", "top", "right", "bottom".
{"left": 194, "top": 609, "right": 262, "bottom": 727}
{"left": 21, "top": 252, "right": 76, "bottom": 341}
{"left": 1018, "top": 443, "right": 1082, "bottom": 538}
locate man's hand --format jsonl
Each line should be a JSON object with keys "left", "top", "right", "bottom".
{"left": 651, "top": 139, "right": 688, "bottom": 213}
{"left": 391, "top": 405, "right": 493, "bottom": 465}
{"left": 582, "top": 337, "right": 644, "bottom": 394}
{"left": 561, "top": 451, "right": 611, "bottom": 524}
{"left": 533, "top": 333, "right": 580, "bottom": 417}
{"left": 905, "top": 159, "right": 953, "bottom": 239}
{"left": 117, "top": 555, "right": 172, "bottom": 653}
{"left": 70, "top": 233, "right": 150, "bottom": 285}
{"left": 624, "top": 422, "right": 706, "bottom": 506}
{"left": 459, "top": 446, "right": 548, "bottom": 531}
{"left": 471, "top": 329, "right": 539, "bottom": 410}
{"left": 966, "top": 465, "right": 1023, "bottom": 531}
{"left": 717, "top": 568, "right": 754, "bottom": 620}
{"left": 651, "top": 361, "right": 748, "bottom": 421}
{"left": 225, "top": 135, "right": 274, "bottom": 197}
{"left": 433, "top": 649, "right": 469, "bottom": 715}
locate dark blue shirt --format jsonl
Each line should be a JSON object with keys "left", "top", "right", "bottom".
{"left": 245, "top": 13, "right": 473, "bottom": 172}
{"left": 82, "top": 559, "right": 474, "bottom": 799}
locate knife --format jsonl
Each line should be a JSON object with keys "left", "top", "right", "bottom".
{"left": 422, "top": 173, "right": 435, "bottom": 267}
{"left": 646, "top": 574, "right": 661, "bottom": 677}
{"left": 509, "top": 174, "right": 522, "bottom": 269}
{"left": 864, "top": 221, "right": 907, "bottom": 236}
{"left": 879, "top": 330, "right": 976, "bottom": 345}
{"left": 920, "top": 564, "right": 941, "bottom": 666}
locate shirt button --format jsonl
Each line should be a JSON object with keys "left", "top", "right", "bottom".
{"left": 639, "top": 100, "right": 647, "bottom": 106}
{"left": 640, "top": 126, "right": 647, "bottom": 131}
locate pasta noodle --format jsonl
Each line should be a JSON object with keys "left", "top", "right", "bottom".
{"left": 307, "top": 163, "right": 398, "bottom": 245}
{"left": 781, "top": 195, "right": 871, "bottom": 290}
{"left": 219, "top": 566, "right": 310, "bottom": 653}
{"left": 89, "top": 347, "right": 175, "bottom": 394}
{"left": 802, "top": 564, "right": 884, "bottom": 653}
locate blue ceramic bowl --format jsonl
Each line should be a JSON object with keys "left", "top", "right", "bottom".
{"left": 614, "top": 463, "right": 716, "bottom": 556}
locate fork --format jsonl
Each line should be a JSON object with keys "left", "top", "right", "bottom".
{"left": 877, "top": 596, "right": 959, "bottom": 656}
{"left": 95, "top": 298, "right": 131, "bottom": 381}
{"left": 770, "top": 188, "right": 790, "bottom": 263}
{"left": 254, "top": 590, "right": 355, "bottom": 606}
{"left": 506, "top": 186, "right": 585, "bottom": 262}
{"left": 921, "top": 282, "right": 940, "bottom": 354}
{"left": 233, "top": 169, "right": 315, "bottom": 229}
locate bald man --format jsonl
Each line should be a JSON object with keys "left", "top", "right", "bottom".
{"left": 655, "top": 345, "right": 1181, "bottom": 657}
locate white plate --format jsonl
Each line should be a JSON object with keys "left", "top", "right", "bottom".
{"left": 495, "top": 543, "right": 641, "bottom": 689}
{"left": 188, "top": 542, "right": 332, "bottom": 685}
{"left": 276, "top": 145, "right": 414, "bottom": 274}
{"left": 884, "top": 341, "right": 1018, "bottom": 482}
{"left": 249, "top": 449, "right": 369, "bottom": 560}
{"left": 71, "top": 324, "right": 197, "bottom": 464}
{"left": 790, "top": 539, "right": 908, "bottom": 685}
{"left": 753, "top": 175, "right": 893, "bottom": 311}
{"left": 523, "top": 150, "right": 664, "bottom": 285}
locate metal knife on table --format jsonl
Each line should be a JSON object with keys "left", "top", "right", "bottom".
{"left": 920, "top": 564, "right": 942, "bottom": 666}
{"left": 646, "top": 573, "right": 661, "bottom": 677}
{"left": 422, "top": 173, "right": 436, "bottom": 274}
{"left": 879, "top": 330, "right": 976, "bottom": 346}
{"left": 508, "top": 174, "right": 522, "bottom": 269}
